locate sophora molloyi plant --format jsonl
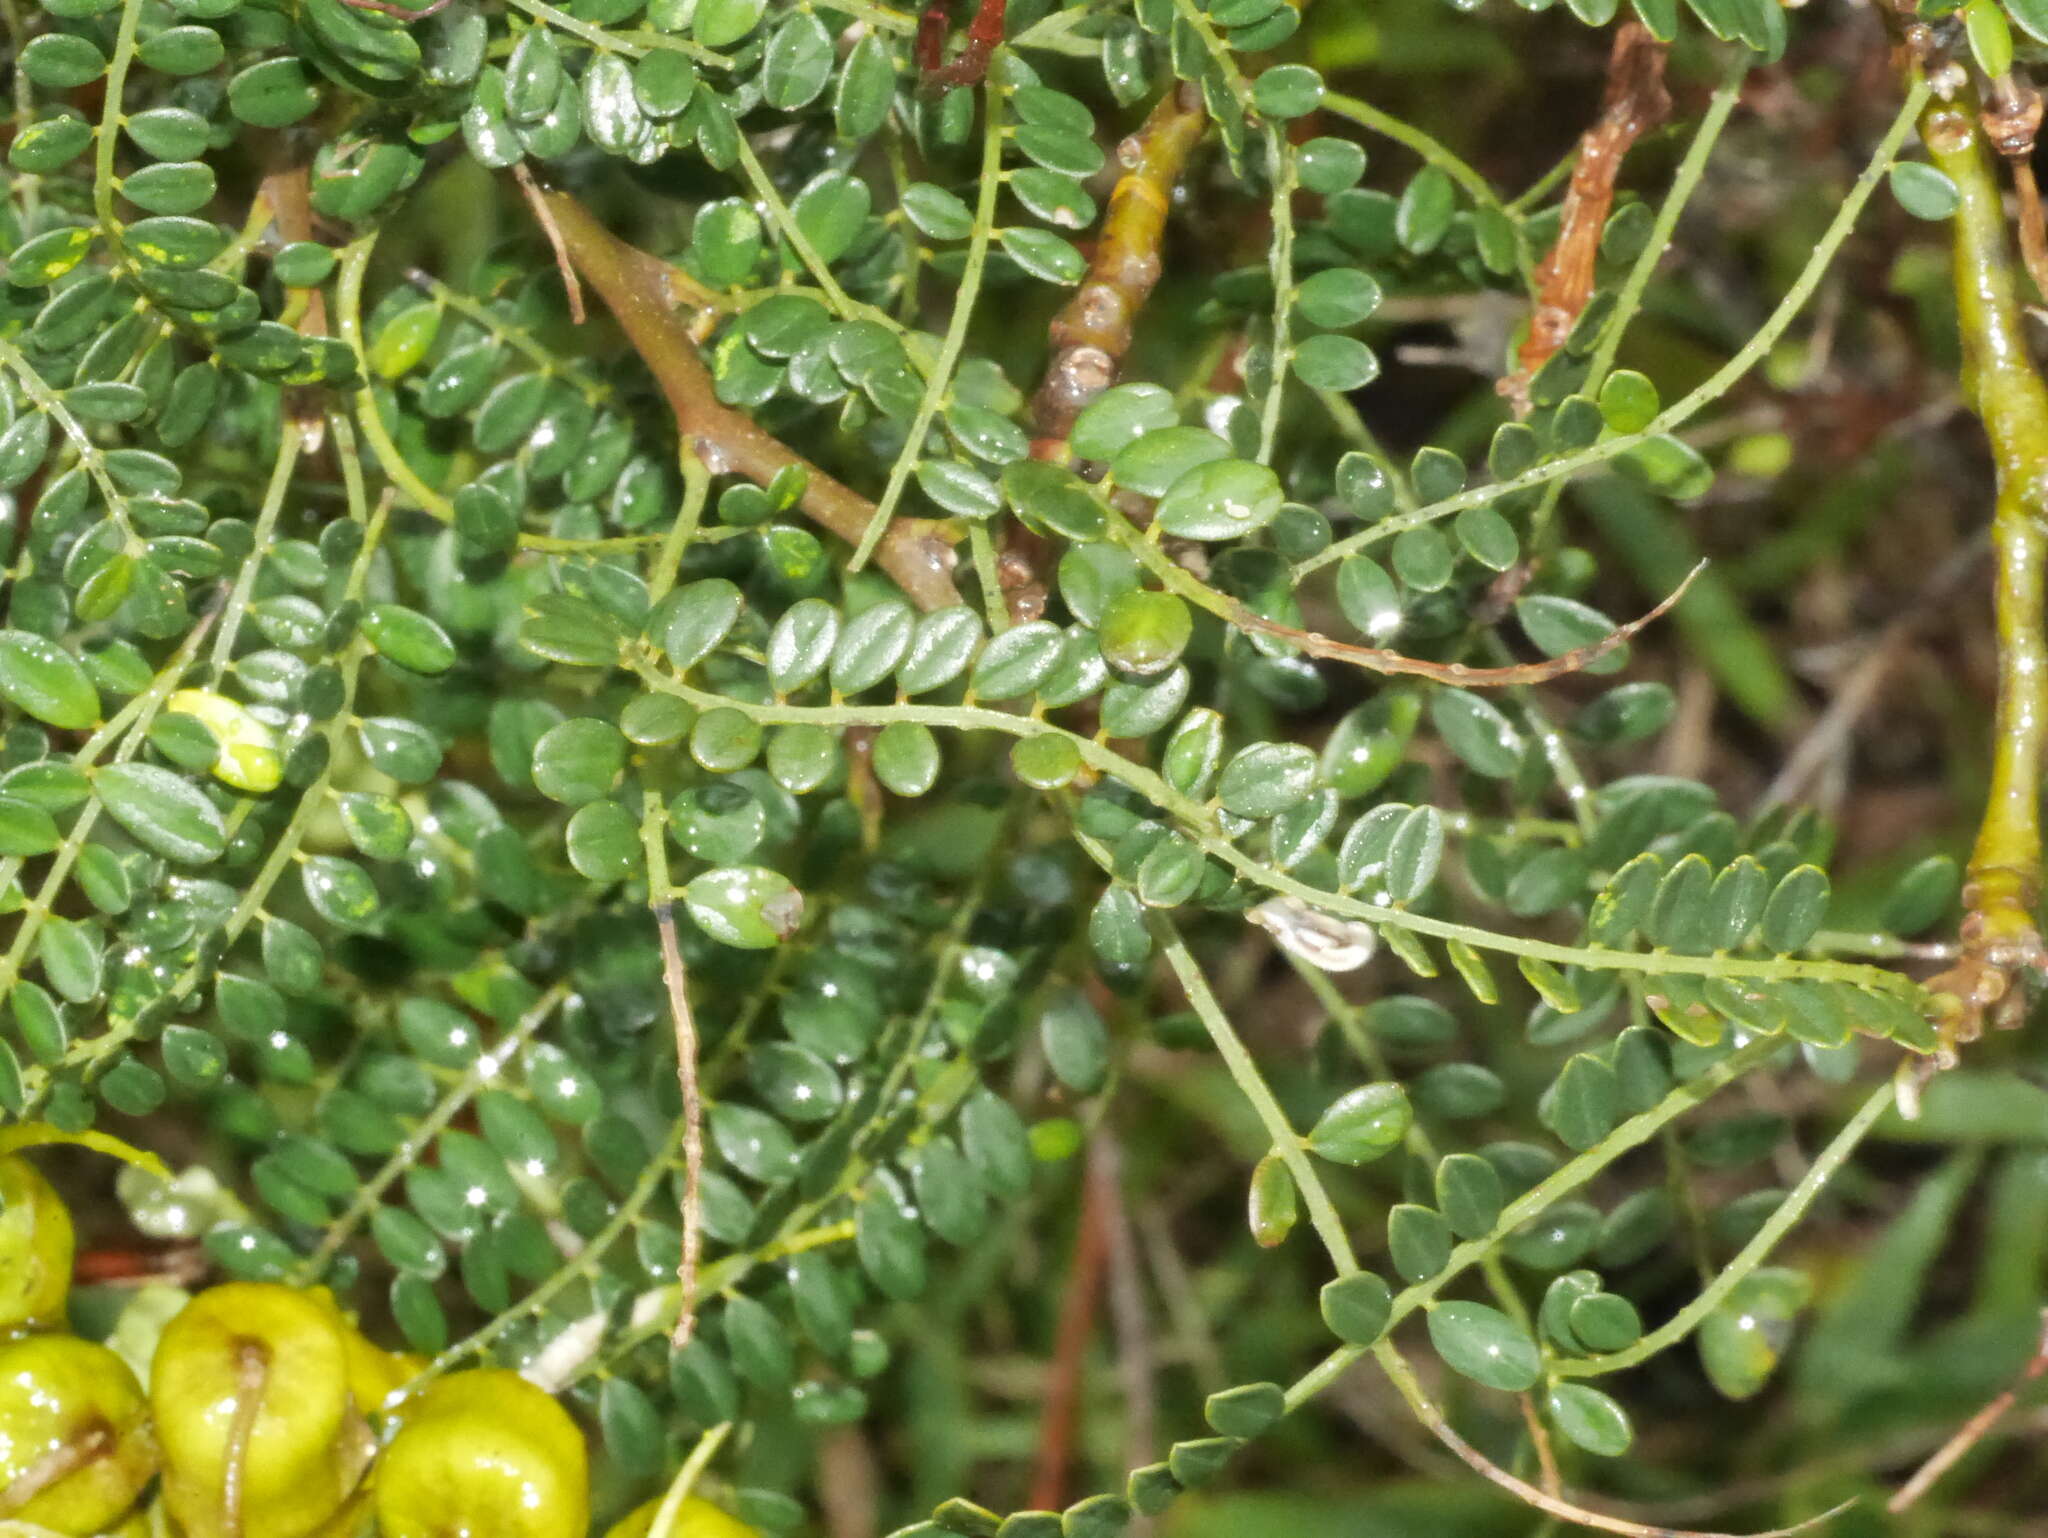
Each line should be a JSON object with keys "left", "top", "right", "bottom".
{"left": 5, "top": 0, "right": 2048, "bottom": 1530}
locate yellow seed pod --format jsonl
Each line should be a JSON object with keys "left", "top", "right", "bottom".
{"left": 0, "top": 1155, "right": 75, "bottom": 1333}
{"left": 604, "top": 1494, "right": 763, "bottom": 1538}
{"left": 373, "top": 1371, "right": 587, "bottom": 1538}
{"left": 303, "top": 1289, "right": 422, "bottom": 1418}
{"left": 0, "top": 1333, "right": 158, "bottom": 1534}
{"left": 340, "top": 1329, "right": 422, "bottom": 1419}
{"left": 164, "top": 689, "right": 283, "bottom": 795}
{"left": 149, "top": 1283, "right": 367, "bottom": 1538}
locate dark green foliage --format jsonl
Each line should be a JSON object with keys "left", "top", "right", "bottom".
{"left": 4, "top": 0, "right": 2032, "bottom": 1530}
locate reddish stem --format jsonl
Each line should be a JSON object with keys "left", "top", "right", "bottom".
{"left": 1027, "top": 1149, "right": 1111, "bottom": 1511}
{"left": 920, "top": 0, "right": 1006, "bottom": 89}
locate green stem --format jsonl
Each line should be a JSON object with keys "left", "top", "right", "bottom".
{"left": 1155, "top": 919, "right": 1359, "bottom": 1275}
{"left": 1924, "top": 88, "right": 2048, "bottom": 985}
{"left": 0, "top": 336, "right": 138, "bottom": 545}
{"left": 92, "top": 0, "right": 145, "bottom": 253}
{"left": 1256, "top": 128, "right": 1297, "bottom": 467}
{"left": 1321, "top": 92, "right": 1505, "bottom": 219}
{"left": 626, "top": 653, "right": 1917, "bottom": 995}
{"left": 1529, "top": 58, "right": 1747, "bottom": 551}
{"left": 1583, "top": 60, "right": 1747, "bottom": 391}
{"left": 0, "top": 607, "right": 214, "bottom": 1011}
{"left": 1283, "top": 1035, "right": 1781, "bottom": 1411}
{"left": 335, "top": 234, "right": 660, "bottom": 557}
{"left": 1556, "top": 1079, "right": 1894, "bottom": 1377}
{"left": 405, "top": 268, "right": 612, "bottom": 405}
{"left": 646, "top": 1423, "right": 734, "bottom": 1538}
{"left": 208, "top": 434, "right": 301, "bottom": 678}
{"left": 507, "top": 0, "right": 721, "bottom": 63}
{"left": 968, "top": 523, "right": 1008, "bottom": 633}
{"left": 649, "top": 443, "right": 711, "bottom": 605}
{"left": 850, "top": 63, "right": 1006, "bottom": 572}
{"left": 732, "top": 135, "right": 856, "bottom": 319}
{"left": 1296, "top": 80, "right": 1930, "bottom": 583}
{"left": 293, "top": 984, "right": 569, "bottom": 1281}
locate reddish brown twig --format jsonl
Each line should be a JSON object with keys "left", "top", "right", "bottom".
{"left": 917, "top": 0, "right": 1006, "bottom": 90}
{"left": 1226, "top": 556, "right": 1706, "bottom": 686}
{"left": 1028, "top": 1145, "right": 1112, "bottom": 1511}
{"left": 1031, "top": 82, "right": 1209, "bottom": 449}
{"left": 73, "top": 1244, "right": 208, "bottom": 1286}
{"left": 536, "top": 188, "right": 961, "bottom": 610}
{"left": 515, "top": 163, "right": 587, "bottom": 326}
{"left": 1499, "top": 22, "right": 1670, "bottom": 415}
{"left": 1889, "top": 1308, "right": 2048, "bottom": 1512}
{"left": 1982, "top": 78, "right": 2048, "bottom": 298}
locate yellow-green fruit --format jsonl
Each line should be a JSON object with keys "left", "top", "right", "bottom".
{"left": 306, "top": 1288, "right": 421, "bottom": 1417}
{"left": 0, "top": 1333, "right": 157, "bottom": 1533}
{"left": 150, "top": 1283, "right": 365, "bottom": 1538}
{"left": 605, "top": 1494, "right": 763, "bottom": 1538}
{"left": 0, "top": 1155, "right": 75, "bottom": 1333}
{"left": 373, "top": 1371, "right": 587, "bottom": 1538}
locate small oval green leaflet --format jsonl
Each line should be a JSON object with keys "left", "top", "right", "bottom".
{"left": 1890, "top": 161, "right": 1960, "bottom": 221}
{"left": 362, "top": 604, "right": 456, "bottom": 673}
{"left": 1319, "top": 1271, "right": 1393, "bottom": 1345}
{"left": 1305, "top": 1082, "right": 1410, "bottom": 1165}
{"left": 684, "top": 865, "right": 804, "bottom": 947}
{"left": 1428, "top": 1301, "right": 1541, "bottom": 1392}
{"left": 1155, "top": 459, "right": 1284, "bottom": 541}
{"left": 763, "top": 11, "right": 833, "bottom": 109}
{"left": 19, "top": 33, "right": 108, "bottom": 88}
{"left": 0, "top": 631, "right": 98, "bottom": 729}
{"left": 1547, "top": 1384, "right": 1633, "bottom": 1456}
{"left": 94, "top": 763, "right": 225, "bottom": 864}
{"left": 1246, "top": 1150, "right": 1297, "bottom": 1247}
{"left": 10, "top": 113, "right": 95, "bottom": 174}
{"left": 1699, "top": 1268, "right": 1810, "bottom": 1400}
{"left": 1217, "top": 741, "right": 1318, "bottom": 819}
{"left": 871, "top": 721, "right": 942, "bottom": 797}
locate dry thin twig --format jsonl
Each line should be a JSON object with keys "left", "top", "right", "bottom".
{"left": 1386, "top": 1347, "right": 1855, "bottom": 1538}
{"left": 1520, "top": 1392, "right": 1563, "bottom": 1498}
{"left": 653, "top": 900, "right": 706, "bottom": 1348}
{"left": 1093, "top": 1134, "right": 1157, "bottom": 1475}
{"left": 1500, "top": 21, "right": 1670, "bottom": 414}
{"left": 1221, "top": 556, "right": 1708, "bottom": 686}
{"left": 1759, "top": 533, "right": 1990, "bottom": 810}
{"left": 334, "top": 0, "right": 455, "bottom": 17}
{"left": 536, "top": 187, "right": 961, "bottom": 610}
{"left": 1889, "top": 1308, "right": 2048, "bottom": 1513}
{"left": 515, "top": 163, "right": 588, "bottom": 326}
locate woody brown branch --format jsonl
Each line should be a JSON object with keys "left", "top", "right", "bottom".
{"left": 1499, "top": 21, "right": 1669, "bottom": 416}
{"left": 536, "top": 188, "right": 962, "bottom": 613}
